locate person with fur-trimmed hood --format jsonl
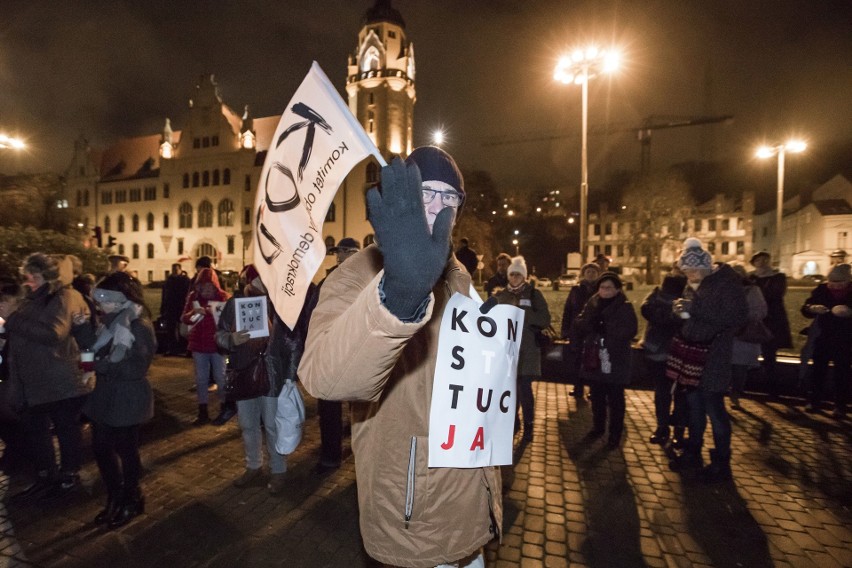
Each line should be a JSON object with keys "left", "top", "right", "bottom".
{"left": 668, "top": 238, "right": 747, "bottom": 483}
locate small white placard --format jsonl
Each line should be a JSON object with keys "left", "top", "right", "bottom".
{"left": 235, "top": 297, "right": 270, "bottom": 338}
{"left": 208, "top": 301, "right": 226, "bottom": 326}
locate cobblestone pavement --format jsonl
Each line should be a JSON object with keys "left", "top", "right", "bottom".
{"left": 0, "top": 356, "right": 849, "bottom": 567}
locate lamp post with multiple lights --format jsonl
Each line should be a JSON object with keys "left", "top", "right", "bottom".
{"left": 756, "top": 139, "right": 807, "bottom": 266}
{"left": 554, "top": 47, "right": 619, "bottom": 261}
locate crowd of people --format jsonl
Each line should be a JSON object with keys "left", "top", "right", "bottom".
{"left": 0, "top": 144, "right": 849, "bottom": 567}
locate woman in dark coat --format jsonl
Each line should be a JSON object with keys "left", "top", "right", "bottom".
{"left": 801, "top": 263, "right": 852, "bottom": 417}
{"left": 748, "top": 251, "right": 792, "bottom": 396}
{"left": 494, "top": 256, "right": 551, "bottom": 442}
{"left": 6, "top": 253, "right": 92, "bottom": 500}
{"left": 79, "top": 271, "right": 155, "bottom": 529}
{"left": 572, "top": 272, "right": 638, "bottom": 449}
{"left": 561, "top": 262, "right": 601, "bottom": 400}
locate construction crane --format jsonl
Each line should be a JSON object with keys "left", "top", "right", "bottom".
{"left": 637, "top": 115, "right": 733, "bottom": 174}
{"left": 482, "top": 113, "right": 733, "bottom": 173}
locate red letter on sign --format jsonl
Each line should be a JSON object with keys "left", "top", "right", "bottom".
{"left": 441, "top": 424, "right": 456, "bottom": 450}
{"left": 469, "top": 427, "right": 485, "bottom": 451}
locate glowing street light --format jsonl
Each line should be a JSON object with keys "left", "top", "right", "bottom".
{"left": 0, "top": 134, "right": 26, "bottom": 150}
{"left": 756, "top": 139, "right": 807, "bottom": 266}
{"left": 432, "top": 129, "right": 445, "bottom": 146}
{"left": 554, "top": 45, "right": 621, "bottom": 261}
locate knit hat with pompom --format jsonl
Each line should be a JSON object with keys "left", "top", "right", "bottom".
{"left": 677, "top": 237, "right": 713, "bottom": 270}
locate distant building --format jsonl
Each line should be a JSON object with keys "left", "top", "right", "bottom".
{"left": 753, "top": 174, "right": 852, "bottom": 277}
{"left": 63, "top": 0, "right": 414, "bottom": 283}
{"left": 587, "top": 191, "right": 755, "bottom": 282}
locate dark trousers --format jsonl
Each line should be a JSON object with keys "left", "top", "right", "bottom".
{"left": 649, "top": 360, "right": 673, "bottom": 430}
{"left": 517, "top": 376, "right": 535, "bottom": 426}
{"left": 810, "top": 340, "right": 851, "bottom": 411}
{"left": 92, "top": 422, "right": 142, "bottom": 493}
{"left": 760, "top": 344, "right": 779, "bottom": 395}
{"left": 685, "top": 389, "right": 731, "bottom": 461}
{"left": 317, "top": 399, "right": 342, "bottom": 466}
{"left": 23, "top": 395, "right": 86, "bottom": 475}
{"left": 590, "top": 382, "right": 625, "bottom": 442}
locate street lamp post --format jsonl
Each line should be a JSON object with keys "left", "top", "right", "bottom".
{"left": 756, "top": 140, "right": 806, "bottom": 267}
{"left": 554, "top": 46, "right": 619, "bottom": 261}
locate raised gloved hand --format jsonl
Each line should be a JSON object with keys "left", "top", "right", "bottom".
{"left": 231, "top": 330, "right": 252, "bottom": 346}
{"left": 367, "top": 157, "right": 455, "bottom": 320}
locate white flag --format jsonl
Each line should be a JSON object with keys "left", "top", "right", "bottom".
{"left": 253, "top": 61, "right": 384, "bottom": 328}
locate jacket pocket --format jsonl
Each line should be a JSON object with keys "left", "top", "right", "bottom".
{"left": 404, "top": 436, "right": 416, "bottom": 528}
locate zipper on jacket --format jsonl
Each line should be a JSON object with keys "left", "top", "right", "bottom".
{"left": 404, "top": 436, "right": 416, "bottom": 529}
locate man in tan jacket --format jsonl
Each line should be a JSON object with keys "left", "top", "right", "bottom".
{"left": 299, "top": 147, "right": 501, "bottom": 568}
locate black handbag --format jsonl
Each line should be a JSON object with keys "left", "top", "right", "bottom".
{"left": 225, "top": 352, "right": 271, "bottom": 402}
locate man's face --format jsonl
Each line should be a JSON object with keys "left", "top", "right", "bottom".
{"left": 421, "top": 180, "right": 461, "bottom": 234}
{"left": 682, "top": 268, "right": 706, "bottom": 285}
{"left": 335, "top": 248, "right": 358, "bottom": 265}
{"left": 582, "top": 267, "right": 600, "bottom": 283}
{"left": 496, "top": 258, "right": 510, "bottom": 275}
{"left": 23, "top": 271, "right": 45, "bottom": 291}
{"left": 751, "top": 255, "right": 770, "bottom": 270}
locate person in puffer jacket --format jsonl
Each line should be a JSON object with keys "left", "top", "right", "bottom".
{"left": 300, "top": 147, "right": 501, "bottom": 568}
{"left": 182, "top": 267, "right": 230, "bottom": 425}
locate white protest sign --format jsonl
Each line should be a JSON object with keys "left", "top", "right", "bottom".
{"left": 253, "top": 61, "right": 385, "bottom": 329}
{"left": 235, "top": 297, "right": 270, "bottom": 338}
{"left": 428, "top": 292, "right": 525, "bottom": 468}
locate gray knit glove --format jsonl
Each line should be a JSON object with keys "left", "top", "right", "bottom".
{"left": 367, "top": 157, "right": 455, "bottom": 320}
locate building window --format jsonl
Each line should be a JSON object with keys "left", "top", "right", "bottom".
{"left": 722, "top": 219, "right": 730, "bottom": 231}
{"left": 737, "top": 241, "right": 745, "bottom": 254}
{"left": 104, "top": 216, "right": 111, "bottom": 233}
{"left": 118, "top": 215, "right": 125, "bottom": 232}
{"left": 363, "top": 234, "right": 375, "bottom": 247}
{"left": 244, "top": 175, "right": 251, "bottom": 192}
{"left": 179, "top": 202, "right": 193, "bottom": 228}
{"left": 227, "top": 236, "right": 235, "bottom": 255}
{"left": 707, "top": 241, "right": 716, "bottom": 253}
{"left": 131, "top": 244, "right": 139, "bottom": 259}
{"left": 76, "top": 190, "right": 82, "bottom": 207}
{"left": 163, "top": 213, "right": 169, "bottom": 229}
{"left": 132, "top": 214, "right": 139, "bottom": 232}
{"left": 84, "top": 190, "right": 89, "bottom": 206}
{"left": 218, "top": 199, "right": 234, "bottom": 226}
{"left": 177, "top": 238, "right": 184, "bottom": 255}
{"left": 147, "top": 213, "right": 154, "bottom": 231}
{"left": 244, "top": 208, "right": 251, "bottom": 225}
{"left": 115, "top": 189, "right": 127, "bottom": 203}
{"left": 325, "top": 202, "right": 336, "bottom": 222}
{"left": 183, "top": 174, "right": 189, "bottom": 188}
{"left": 148, "top": 270, "right": 154, "bottom": 282}
{"left": 592, "top": 224, "right": 600, "bottom": 236}
{"left": 324, "top": 236, "right": 335, "bottom": 254}
{"left": 192, "top": 172, "right": 199, "bottom": 187}
{"left": 223, "top": 169, "right": 231, "bottom": 185}
{"left": 198, "top": 200, "right": 213, "bottom": 228}
{"left": 213, "top": 169, "right": 220, "bottom": 185}
{"left": 193, "top": 138, "right": 200, "bottom": 149}
{"left": 147, "top": 243, "right": 155, "bottom": 259}
{"left": 118, "top": 244, "right": 125, "bottom": 255}
{"left": 369, "top": 93, "right": 375, "bottom": 105}
{"left": 694, "top": 219, "right": 702, "bottom": 232}
{"left": 604, "top": 245, "right": 612, "bottom": 256}
{"left": 101, "top": 191, "right": 112, "bottom": 205}
{"left": 708, "top": 219, "right": 717, "bottom": 232}
{"left": 197, "top": 243, "right": 216, "bottom": 258}
{"left": 202, "top": 171, "right": 210, "bottom": 186}
{"left": 604, "top": 223, "right": 613, "bottom": 235}
{"left": 366, "top": 162, "right": 378, "bottom": 184}
{"left": 388, "top": 30, "right": 396, "bottom": 39}
{"left": 163, "top": 183, "right": 170, "bottom": 198}
{"left": 212, "top": 135, "right": 219, "bottom": 147}
{"left": 129, "top": 188, "right": 141, "bottom": 202}
{"left": 144, "top": 186, "right": 156, "bottom": 200}
{"left": 721, "top": 241, "right": 730, "bottom": 255}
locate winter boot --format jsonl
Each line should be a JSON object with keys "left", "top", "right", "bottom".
{"left": 108, "top": 486, "right": 145, "bottom": 529}
{"left": 94, "top": 487, "right": 123, "bottom": 524}
{"left": 211, "top": 400, "right": 237, "bottom": 425}
{"left": 192, "top": 404, "right": 210, "bottom": 426}
{"left": 669, "top": 451, "right": 703, "bottom": 472}
{"left": 649, "top": 427, "right": 670, "bottom": 444}
{"left": 700, "top": 449, "right": 732, "bottom": 483}
{"left": 671, "top": 427, "right": 686, "bottom": 450}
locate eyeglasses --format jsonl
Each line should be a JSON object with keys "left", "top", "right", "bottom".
{"left": 422, "top": 187, "right": 462, "bottom": 208}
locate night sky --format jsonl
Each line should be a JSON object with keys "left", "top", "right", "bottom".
{"left": 2, "top": 0, "right": 850, "bottom": 208}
